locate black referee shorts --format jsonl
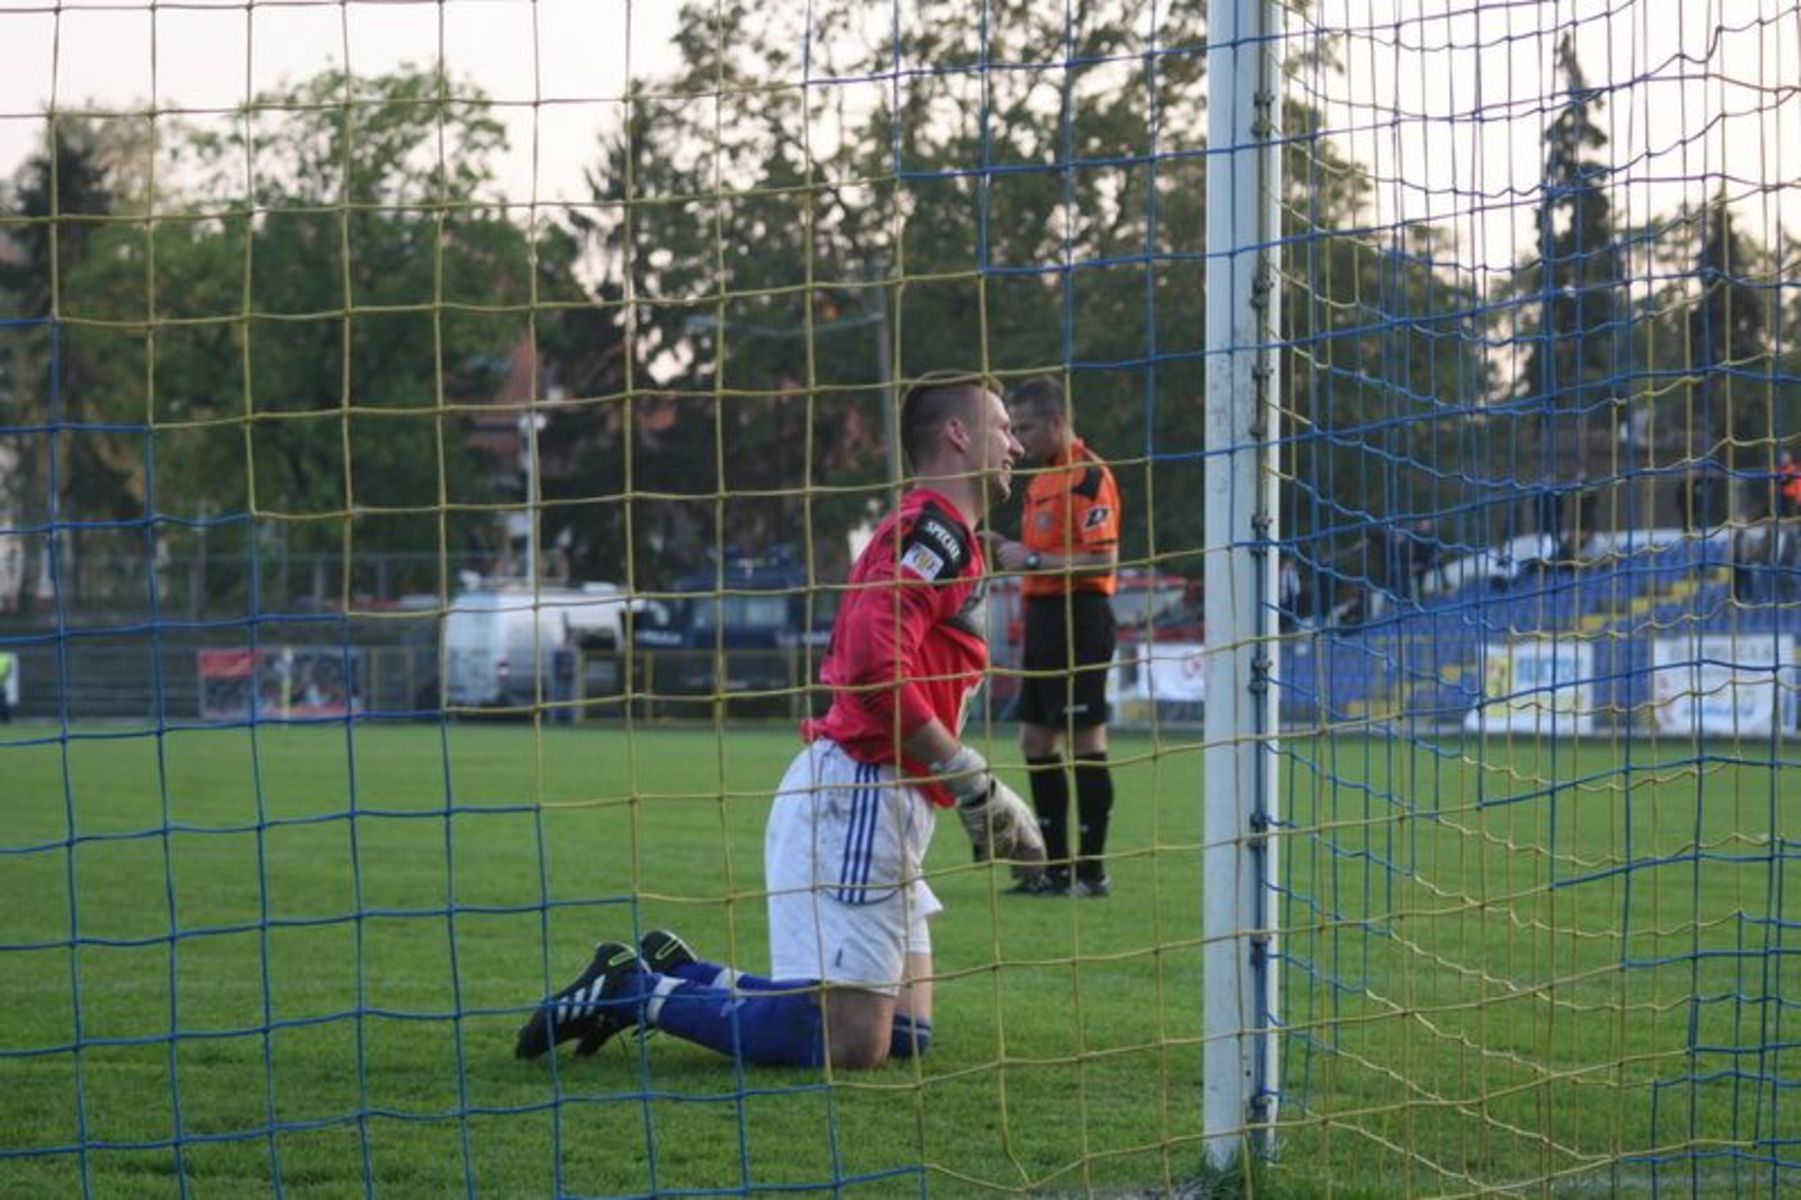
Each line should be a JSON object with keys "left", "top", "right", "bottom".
{"left": 1015, "top": 591, "right": 1117, "bottom": 730}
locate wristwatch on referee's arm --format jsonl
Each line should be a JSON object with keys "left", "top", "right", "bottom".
{"left": 1023, "top": 550, "right": 1041, "bottom": 571}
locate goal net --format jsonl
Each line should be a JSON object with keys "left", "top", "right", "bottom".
{"left": 3, "top": 1, "right": 1800, "bottom": 1196}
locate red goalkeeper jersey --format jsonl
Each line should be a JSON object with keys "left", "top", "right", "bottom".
{"left": 801, "top": 487, "right": 987, "bottom": 806}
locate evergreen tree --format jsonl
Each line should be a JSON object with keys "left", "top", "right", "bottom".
{"left": 0, "top": 121, "right": 124, "bottom": 612}
{"left": 1689, "top": 195, "right": 1772, "bottom": 502}
{"left": 1510, "top": 33, "right": 1626, "bottom": 511}
{"left": 1280, "top": 90, "right": 1492, "bottom": 585}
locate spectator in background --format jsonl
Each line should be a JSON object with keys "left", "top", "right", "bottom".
{"left": 1408, "top": 519, "right": 1443, "bottom": 600}
{"left": 1334, "top": 577, "right": 1368, "bottom": 628}
{"left": 1536, "top": 489, "right": 1565, "bottom": 544}
{"left": 1732, "top": 508, "right": 1770, "bottom": 604}
{"left": 1362, "top": 525, "right": 1387, "bottom": 617}
{"left": 1778, "top": 450, "right": 1801, "bottom": 519}
{"left": 1365, "top": 521, "right": 1410, "bottom": 615}
{"left": 1779, "top": 518, "right": 1801, "bottom": 603}
{"left": 1278, "top": 553, "right": 1302, "bottom": 631}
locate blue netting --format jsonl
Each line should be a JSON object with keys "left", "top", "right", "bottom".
{"left": 6, "top": 1, "right": 1801, "bottom": 1196}
{"left": 1268, "top": 3, "right": 1801, "bottom": 1194}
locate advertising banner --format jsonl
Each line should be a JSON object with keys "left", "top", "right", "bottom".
{"left": 1114, "top": 640, "right": 1207, "bottom": 705}
{"left": 1463, "top": 638, "right": 1595, "bottom": 736}
{"left": 199, "top": 647, "right": 360, "bottom": 720}
{"left": 1651, "top": 634, "right": 1795, "bottom": 737}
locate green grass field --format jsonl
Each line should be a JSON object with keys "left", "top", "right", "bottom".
{"left": 2, "top": 721, "right": 1798, "bottom": 1197}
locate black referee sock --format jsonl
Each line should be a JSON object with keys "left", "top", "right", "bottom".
{"left": 1073, "top": 752, "right": 1114, "bottom": 883}
{"left": 1023, "top": 754, "right": 1070, "bottom": 877}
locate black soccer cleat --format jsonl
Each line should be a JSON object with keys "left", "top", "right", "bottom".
{"left": 639, "top": 928, "right": 698, "bottom": 976}
{"left": 514, "top": 941, "right": 643, "bottom": 1060}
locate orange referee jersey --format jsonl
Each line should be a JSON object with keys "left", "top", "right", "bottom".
{"left": 1020, "top": 437, "right": 1121, "bottom": 598}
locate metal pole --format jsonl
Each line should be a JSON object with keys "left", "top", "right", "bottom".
{"left": 1203, "top": 0, "right": 1283, "bottom": 1168}
{"left": 519, "top": 411, "right": 547, "bottom": 584}
{"left": 872, "top": 272, "right": 901, "bottom": 500}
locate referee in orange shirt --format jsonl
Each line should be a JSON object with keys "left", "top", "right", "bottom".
{"left": 986, "top": 376, "right": 1121, "bottom": 897}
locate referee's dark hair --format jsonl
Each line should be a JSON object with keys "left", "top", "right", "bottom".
{"left": 1007, "top": 374, "right": 1066, "bottom": 421}
{"left": 899, "top": 370, "right": 996, "bottom": 471}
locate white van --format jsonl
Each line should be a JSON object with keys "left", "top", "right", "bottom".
{"left": 442, "top": 583, "right": 636, "bottom": 708}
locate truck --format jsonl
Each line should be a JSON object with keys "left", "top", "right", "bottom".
{"left": 633, "top": 548, "right": 836, "bottom": 706}
{"left": 441, "top": 582, "right": 644, "bottom": 709}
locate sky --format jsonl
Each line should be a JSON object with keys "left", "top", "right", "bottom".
{"left": 1, "top": 0, "right": 1798, "bottom": 275}
{"left": 1310, "top": 0, "right": 1801, "bottom": 275}
{"left": 0, "top": 0, "right": 685, "bottom": 208}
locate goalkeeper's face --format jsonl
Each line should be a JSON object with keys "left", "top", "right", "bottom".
{"left": 975, "top": 389, "right": 1023, "bottom": 508}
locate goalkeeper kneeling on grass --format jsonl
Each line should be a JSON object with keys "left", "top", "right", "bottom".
{"left": 515, "top": 371, "right": 1044, "bottom": 1071}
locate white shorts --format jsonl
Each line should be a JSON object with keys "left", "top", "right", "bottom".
{"left": 764, "top": 739, "right": 942, "bottom": 995}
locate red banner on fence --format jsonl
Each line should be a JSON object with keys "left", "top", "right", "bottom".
{"left": 199, "top": 647, "right": 360, "bottom": 720}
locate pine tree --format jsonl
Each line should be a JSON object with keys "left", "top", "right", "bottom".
{"left": 1504, "top": 33, "right": 1625, "bottom": 538}
{"left": 1688, "top": 195, "right": 1771, "bottom": 516}
{"left": 0, "top": 122, "right": 122, "bottom": 612}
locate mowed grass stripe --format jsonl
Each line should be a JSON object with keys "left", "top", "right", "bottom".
{"left": 2, "top": 723, "right": 1796, "bottom": 1196}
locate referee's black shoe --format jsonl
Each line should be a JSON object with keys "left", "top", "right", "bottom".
{"left": 1010, "top": 869, "right": 1071, "bottom": 896}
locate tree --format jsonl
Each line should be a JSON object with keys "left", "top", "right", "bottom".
{"left": 528, "top": 0, "right": 1500, "bottom": 602}
{"left": 0, "top": 120, "right": 125, "bottom": 613}
{"left": 1689, "top": 197, "right": 1772, "bottom": 484}
{"left": 1278, "top": 89, "right": 1493, "bottom": 575}
{"left": 1505, "top": 33, "right": 1626, "bottom": 521}
{"left": 556, "top": 0, "right": 1220, "bottom": 582}
{"left": 59, "top": 66, "right": 556, "bottom": 607}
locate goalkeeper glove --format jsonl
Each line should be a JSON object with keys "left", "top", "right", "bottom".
{"left": 931, "top": 746, "right": 1047, "bottom": 880}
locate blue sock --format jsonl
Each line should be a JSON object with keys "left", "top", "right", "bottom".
{"left": 889, "top": 1012, "right": 933, "bottom": 1059}
{"left": 666, "top": 957, "right": 785, "bottom": 991}
{"left": 668, "top": 958, "right": 932, "bottom": 1062}
{"left": 645, "top": 976, "right": 824, "bottom": 1067}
